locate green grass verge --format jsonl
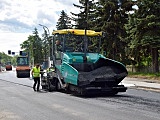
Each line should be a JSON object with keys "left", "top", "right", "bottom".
{"left": 128, "top": 72, "right": 160, "bottom": 80}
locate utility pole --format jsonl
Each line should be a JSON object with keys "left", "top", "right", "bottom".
{"left": 39, "top": 24, "right": 51, "bottom": 68}
{"left": 84, "top": 0, "right": 89, "bottom": 62}
{"left": 0, "top": 56, "right": 1, "bottom": 72}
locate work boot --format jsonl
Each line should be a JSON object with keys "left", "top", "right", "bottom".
{"left": 33, "top": 87, "right": 36, "bottom": 91}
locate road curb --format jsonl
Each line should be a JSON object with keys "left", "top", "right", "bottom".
{"left": 136, "top": 86, "right": 160, "bottom": 92}
{"left": 128, "top": 85, "right": 160, "bottom": 92}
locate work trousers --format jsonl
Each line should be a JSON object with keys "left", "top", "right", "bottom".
{"left": 33, "top": 77, "right": 40, "bottom": 91}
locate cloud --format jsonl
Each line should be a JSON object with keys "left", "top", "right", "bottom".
{"left": 0, "top": 18, "right": 32, "bottom": 32}
{"left": 0, "top": 32, "right": 30, "bottom": 54}
{"left": 0, "top": 0, "right": 80, "bottom": 54}
{"left": 0, "top": 0, "right": 79, "bottom": 31}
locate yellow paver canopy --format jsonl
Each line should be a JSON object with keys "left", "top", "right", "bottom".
{"left": 52, "top": 29, "right": 102, "bottom": 36}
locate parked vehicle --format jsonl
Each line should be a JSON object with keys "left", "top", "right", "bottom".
{"left": 41, "top": 29, "right": 128, "bottom": 95}
{"left": 5, "top": 61, "right": 12, "bottom": 71}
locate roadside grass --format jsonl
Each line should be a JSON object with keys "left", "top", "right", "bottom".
{"left": 128, "top": 72, "right": 160, "bottom": 81}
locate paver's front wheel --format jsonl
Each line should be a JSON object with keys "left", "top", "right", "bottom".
{"left": 57, "top": 81, "right": 61, "bottom": 90}
{"left": 55, "top": 78, "right": 62, "bottom": 91}
{"left": 47, "top": 81, "right": 52, "bottom": 92}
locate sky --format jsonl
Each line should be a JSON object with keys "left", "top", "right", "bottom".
{"left": 0, "top": 0, "right": 80, "bottom": 54}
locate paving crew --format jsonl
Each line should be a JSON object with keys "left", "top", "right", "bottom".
{"left": 31, "top": 63, "right": 41, "bottom": 92}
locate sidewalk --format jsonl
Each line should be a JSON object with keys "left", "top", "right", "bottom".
{"left": 122, "top": 77, "right": 160, "bottom": 92}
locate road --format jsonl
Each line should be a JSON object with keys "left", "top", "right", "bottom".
{"left": 0, "top": 70, "right": 160, "bottom": 120}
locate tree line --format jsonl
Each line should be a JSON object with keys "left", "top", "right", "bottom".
{"left": 0, "top": 52, "right": 16, "bottom": 66}
{"left": 19, "top": 0, "right": 160, "bottom": 73}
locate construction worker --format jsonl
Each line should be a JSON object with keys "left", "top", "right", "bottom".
{"left": 55, "top": 40, "right": 62, "bottom": 59}
{"left": 31, "top": 63, "right": 41, "bottom": 92}
{"left": 55, "top": 40, "right": 62, "bottom": 51}
{"left": 47, "top": 64, "right": 55, "bottom": 72}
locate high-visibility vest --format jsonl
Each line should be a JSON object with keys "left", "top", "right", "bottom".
{"left": 47, "top": 67, "right": 55, "bottom": 72}
{"left": 32, "top": 67, "right": 40, "bottom": 77}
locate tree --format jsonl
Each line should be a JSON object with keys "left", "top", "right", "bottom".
{"left": 56, "top": 10, "right": 72, "bottom": 30}
{"left": 126, "top": 0, "right": 160, "bottom": 72}
{"left": 41, "top": 29, "right": 50, "bottom": 64}
{"left": 91, "top": 0, "right": 135, "bottom": 63}
{"left": 70, "top": 0, "right": 135, "bottom": 64}
{"left": 20, "top": 28, "right": 43, "bottom": 65}
{"left": 32, "top": 28, "right": 43, "bottom": 64}
{"left": 20, "top": 35, "right": 33, "bottom": 64}
{"left": 71, "top": 0, "right": 96, "bottom": 29}
{"left": 0, "top": 52, "right": 13, "bottom": 65}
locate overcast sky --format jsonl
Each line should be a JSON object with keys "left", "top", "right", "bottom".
{"left": 0, "top": 0, "right": 81, "bottom": 54}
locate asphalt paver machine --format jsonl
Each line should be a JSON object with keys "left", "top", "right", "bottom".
{"left": 41, "top": 29, "right": 128, "bottom": 95}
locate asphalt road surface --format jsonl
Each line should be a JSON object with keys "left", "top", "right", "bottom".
{"left": 0, "top": 70, "right": 160, "bottom": 120}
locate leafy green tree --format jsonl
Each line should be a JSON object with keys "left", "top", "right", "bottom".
{"left": 21, "top": 28, "right": 43, "bottom": 65}
{"left": 11, "top": 55, "right": 18, "bottom": 66}
{"left": 56, "top": 10, "right": 72, "bottom": 30}
{"left": 32, "top": 28, "right": 43, "bottom": 64}
{"left": 0, "top": 52, "right": 13, "bottom": 66}
{"left": 20, "top": 35, "right": 33, "bottom": 64}
{"left": 126, "top": 0, "right": 160, "bottom": 72}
